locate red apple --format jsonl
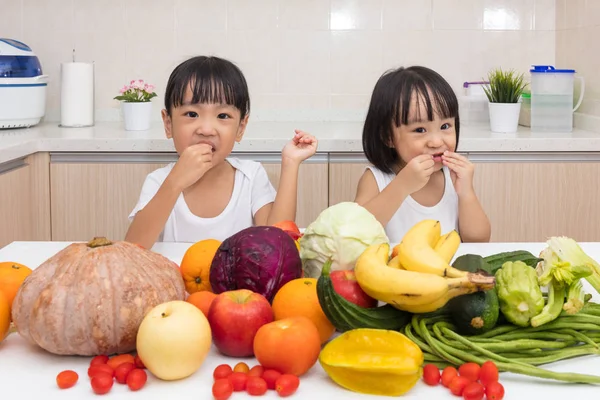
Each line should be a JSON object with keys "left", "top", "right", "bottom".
{"left": 331, "top": 270, "right": 378, "bottom": 308}
{"left": 272, "top": 220, "right": 303, "bottom": 240}
{"left": 207, "top": 289, "right": 274, "bottom": 357}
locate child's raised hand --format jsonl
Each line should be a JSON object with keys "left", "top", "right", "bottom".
{"left": 282, "top": 129, "right": 318, "bottom": 164}
{"left": 168, "top": 143, "right": 214, "bottom": 191}
{"left": 398, "top": 154, "right": 436, "bottom": 194}
{"left": 441, "top": 151, "right": 475, "bottom": 197}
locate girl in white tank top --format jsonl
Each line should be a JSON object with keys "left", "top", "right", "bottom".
{"left": 355, "top": 66, "right": 491, "bottom": 244}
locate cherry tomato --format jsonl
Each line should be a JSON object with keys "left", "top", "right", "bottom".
{"left": 134, "top": 354, "right": 146, "bottom": 369}
{"left": 275, "top": 374, "right": 300, "bottom": 397}
{"left": 213, "top": 364, "right": 233, "bottom": 380}
{"left": 246, "top": 376, "right": 268, "bottom": 396}
{"left": 261, "top": 369, "right": 282, "bottom": 390}
{"left": 233, "top": 362, "right": 250, "bottom": 374}
{"left": 248, "top": 365, "right": 265, "bottom": 377}
{"left": 485, "top": 381, "right": 505, "bottom": 400}
{"left": 107, "top": 353, "right": 135, "bottom": 370}
{"left": 212, "top": 378, "right": 233, "bottom": 400}
{"left": 91, "top": 374, "right": 114, "bottom": 395}
{"left": 422, "top": 364, "right": 440, "bottom": 386}
{"left": 441, "top": 366, "right": 458, "bottom": 387}
{"left": 479, "top": 360, "right": 499, "bottom": 386}
{"left": 56, "top": 370, "right": 78, "bottom": 389}
{"left": 90, "top": 355, "right": 109, "bottom": 367}
{"left": 88, "top": 364, "right": 114, "bottom": 378}
{"left": 458, "top": 362, "right": 481, "bottom": 382}
{"left": 463, "top": 382, "right": 484, "bottom": 400}
{"left": 228, "top": 372, "right": 248, "bottom": 391}
{"left": 449, "top": 376, "right": 471, "bottom": 396}
{"left": 114, "top": 362, "right": 136, "bottom": 384}
{"left": 126, "top": 368, "right": 147, "bottom": 391}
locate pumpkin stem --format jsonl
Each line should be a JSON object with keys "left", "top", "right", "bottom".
{"left": 87, "top": 237, "right": 113, "bottom": 248}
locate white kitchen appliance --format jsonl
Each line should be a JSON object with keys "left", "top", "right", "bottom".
{"left": 0, "top": 38, "right": 48, "bottom": 129}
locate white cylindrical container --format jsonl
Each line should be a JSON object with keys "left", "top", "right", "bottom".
{"left": 488, "top": 102, "right": 521, "bottom": 133}
{"left": 60, "top": 62, "right": 95, "bottom": 127}
{"left": 121, "top": 101, "right": 153, "bottom": 131}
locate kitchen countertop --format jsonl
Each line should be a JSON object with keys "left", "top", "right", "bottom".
{"left": 1, "top": 121, "right": 600, "bottom": 164}
{"left": 0, "top": 240, "right": 599, "bottom": 399}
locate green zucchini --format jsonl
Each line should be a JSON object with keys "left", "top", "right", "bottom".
{"left": 447, "top": 255, "right": 500, "bottom": 335}
{"left": 316, "top": 260, "right": 412, "bottom": 332}
{"left": 483, "top": 250, "right": 543, "bottom": 274}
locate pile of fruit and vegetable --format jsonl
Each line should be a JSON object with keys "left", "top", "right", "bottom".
{"left": 1, "top": 202, "right": 600, "bottom": 399}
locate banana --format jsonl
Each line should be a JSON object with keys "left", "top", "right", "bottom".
{"left": 393, "top": 287, "right": 474, "bottom": 313}
{"left": 387, "top": 255, "right": 405, "bottom": 270}
{"left": 397, "top": 220, "right": 467, "bottom": 278}
{"left": 354, "top": 243, "right": 496, "bottom": 312}
{"left": 433, "top": 230, "right": 461, "bottom": 263}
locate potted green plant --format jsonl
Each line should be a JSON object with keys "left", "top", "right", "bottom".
{"left": 482, "top": 68, "right": 528, "bottom": 133}
{"left": 114, "top": 79, "right": 157, "bottom": 131}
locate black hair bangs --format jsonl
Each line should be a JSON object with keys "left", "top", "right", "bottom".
{"left": 164, "top": 56, "right": 250, "bottom": 118}
{"left": 392, "top": 68, "right": 458, "bottom": 127}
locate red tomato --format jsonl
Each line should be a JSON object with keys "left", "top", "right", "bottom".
{"left": 213, "top": 364, "right": 233, "bottom": 380}
{"left": 114, "top": 362, "right": 136, "bottom": 384}
{"left": 89, "top": 355, "right": 109, "bottom": 367}
{"left": 485, "top": 381, "right": 505, "bottom": 400}
{"left": 126, "top": 368, "right": 147, "bottom": 391}
{"left": 449, "top": 376, "right": 471, "bottom": 396}
{"left": 56, "top": 370, "right": 78, "bottom": 389}
{"left": 422, "top": 364, "right": 440, "bottom": 386}
{"left": 459, "top": 362, "right": 481, "bottom": 382}
{"left": 233, "top": 362, "right": 250, "bottom": 374}
{"left": 261, "top": 369, "right": 282, "bottom": 390}
{"left": 463, "top": 382, "right": 485, "bottom": 400}
{"left": 88, "top": 364, "right": 114, "bottom": 378}
{"left": 91, "top": 374, "right": 113, "bottom": 395}
{"left": 479, "top": 361, "right": 499, "bottom": 386}
{"left": 246, "top": 376, "right": 268, "bottom": 396}
{"left": 107, "top": 353, "right": 135, "bottom": 370}
{"left": 213, "top": 378, "right": 233, "bottom": 400}
{"left": 248, "top": 365, "right": 265, "bottom": 377}
{"left": 228, "top": 372, "right": 248, "bottom": 391}
{"left": 134, "top": 354, "right": 146, "bottom": 369}
{"left": 275, "top": 374, "right": 300, "bottom": 397}
{"left": 441, "top": 366, "right": 458, "bottom": 387}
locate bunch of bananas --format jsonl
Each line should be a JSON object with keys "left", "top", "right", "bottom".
{"left": 354, "top": 220, "right": 495, "bottom": 313}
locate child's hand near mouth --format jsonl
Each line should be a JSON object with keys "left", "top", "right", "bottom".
{"left": 441, "top": 151, "right": 475, "bottom": 197}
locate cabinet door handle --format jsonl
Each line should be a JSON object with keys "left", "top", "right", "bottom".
{"left": 0, "top": 157, "right": 27, "bottom": 175}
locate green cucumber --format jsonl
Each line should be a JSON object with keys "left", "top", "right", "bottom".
{"left": 316, "top": 260, "right": 411, "bottom": 332}
{"left": 483, "top": 250, "right": 543, "bottom": 274}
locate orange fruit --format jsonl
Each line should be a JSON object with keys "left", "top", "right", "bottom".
{"left": 271, "top": 278, "right": 335, "bottom": 344}
{"left": 0, "top": 291, "right": 10, "bottom": 342}
{"left": 253, "top": 317, "right": 321, "bottom": 376}
{"left": 179, "top": 239, "right": 221, "bottom": 294}
{"left": 186, "top": 291, "right": 217, "bottom": 318}
{"left": 0, "top": 262, "right": 32, "bottom": 311}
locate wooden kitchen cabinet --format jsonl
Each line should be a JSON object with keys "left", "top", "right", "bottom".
{"left": 328, "top": 154, "right": 369, "bottom": 206}
{"left": 49, "top": 152, "right": 330, "bottom": 240}
{"left": 0, "top": 153, "right": 51, "bottom": 247}
{"left": 472, "top": 160, "right": 600, "bottom": 242}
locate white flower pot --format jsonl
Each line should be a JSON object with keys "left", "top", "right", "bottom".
{"left": 121, "top": 101, "right": 153, "bottom": 131}
{"left": 488, "top": 102, "right": 522, "bottom": 133}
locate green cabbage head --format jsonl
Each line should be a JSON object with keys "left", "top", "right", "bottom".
{"left": 299, "top": 202, "right": 389, "bottom": 278}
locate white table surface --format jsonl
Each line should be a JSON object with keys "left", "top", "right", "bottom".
{"left": 0, "top": 240, "right": 599, "bottom": 399}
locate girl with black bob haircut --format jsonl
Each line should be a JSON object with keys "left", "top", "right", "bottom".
{"left": 126, "top": 56, "right": 318, "bottom": 249}
{"left": 355, "top": 66, "right": 491, "bottom": 244}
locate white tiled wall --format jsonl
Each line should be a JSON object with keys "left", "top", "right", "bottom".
{"left": 556, "top": 0, "right": 600, "bottom": 118}
{"left": 1, "top": 0, "right": 556, "bottom": 122}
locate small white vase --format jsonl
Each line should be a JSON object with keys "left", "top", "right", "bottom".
{"left": 488, "top": 102, "right": 522, "bottom": 133}
{"left": 121, "top": 101, "right": 153, "bottom": 131}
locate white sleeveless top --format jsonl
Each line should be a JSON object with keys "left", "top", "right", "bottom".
{"left": 366, "top": 166, "right": 459, "bottom": 245}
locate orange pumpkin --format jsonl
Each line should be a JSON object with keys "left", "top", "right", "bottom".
{"left": 0, "top": 261, "right": 32, "bottom": 311}
{"left": 180, "top": 239, "right": 221, "bottom": 294}
{"left": 11, "top": 237, "right": 186, "bottom": 356}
